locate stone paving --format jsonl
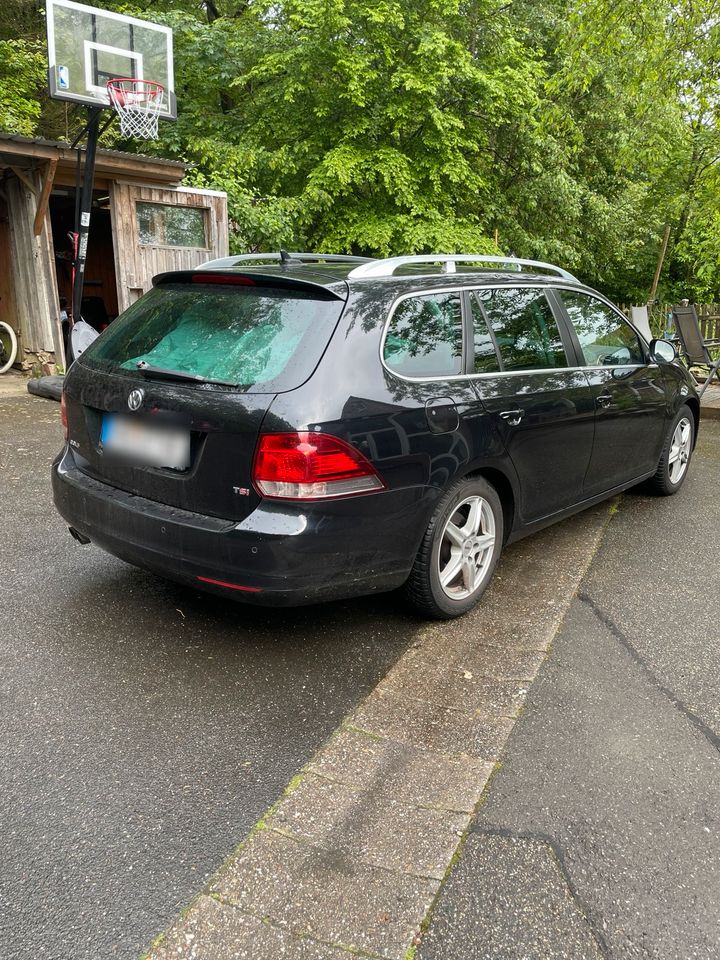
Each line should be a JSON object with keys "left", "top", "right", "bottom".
{"left": 700, "top": 381, "right": 720, "bottom": 419}
{"left": 145, "top": 504, "right": 613, "bottom": 960}
{"left": 0, "top": 371, "right": 29, "bottom": 398}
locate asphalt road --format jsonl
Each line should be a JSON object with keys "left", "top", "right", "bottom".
{"left": 419, "top": 421, "right": 720, "bottom": 959}
{"left": 5, "top": 390, "right": 718, "bottom": 960}
{"left": 0, "top": 394, "right": 417, "bottom": 960}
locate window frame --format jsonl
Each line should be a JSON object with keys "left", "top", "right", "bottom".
{"left": 135, "top": 201, "right": 210, "bottom": 251}
{"left": 379, "top": 281, "right": 646, "bottom": 384}
{"left": 466, "top": 290, "right": 504, "bottom": 373}
{"left": 548, "top": 287, "right": 650, "bottom": 369}
{"left": 471, "top": 286, "right": 576, "bottom": 374}
{"left": 380, "top": 289, "right": 468, "bottom": 381}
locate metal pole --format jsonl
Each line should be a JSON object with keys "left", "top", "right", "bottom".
{"left": 70, "top": 106, "right": 103, "bottom": 344}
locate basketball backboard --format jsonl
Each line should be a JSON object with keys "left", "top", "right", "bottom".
{"left": 46, "top": 0, "right": 175, "bottom": 119}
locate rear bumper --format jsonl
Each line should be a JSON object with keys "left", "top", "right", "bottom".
{"left": 52, "top": 447, "right": 433, "bottom": 605}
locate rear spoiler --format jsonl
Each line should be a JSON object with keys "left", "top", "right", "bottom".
{"left": 152, "top": 270, "right": 347, "bottom": 301}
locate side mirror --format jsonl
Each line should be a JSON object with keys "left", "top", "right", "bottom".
{"left": 649, "top": 339, "right": 677, "bottom": 364}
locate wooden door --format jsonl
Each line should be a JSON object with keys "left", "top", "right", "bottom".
{"left": 110, "top": 182, "right": 229, "bottom": 314}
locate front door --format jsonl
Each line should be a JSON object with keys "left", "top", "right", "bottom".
{"left": 552, "top": 289, "right": 668, "bottom": 496}
{"left": 469, "top": 286, "right": 596, "bottom": 523}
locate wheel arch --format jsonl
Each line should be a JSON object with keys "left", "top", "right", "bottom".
{"left": 465, "top": 465, "right": 516, "bottom": 543}
{"left": 685, "top": 396, "right": 700, "bottom": 448}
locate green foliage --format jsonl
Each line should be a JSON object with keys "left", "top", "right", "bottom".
{"left": 556, "top": 0, "right": 720, "bottom": 300}
{"left": 674, "top": 166, "right": 720, "bottom": 300}
{"left": 0, "top": 39, "right": 45, "bottom": 136}
{"left": 2, "top": 0, "right": 720, "bottom": 299}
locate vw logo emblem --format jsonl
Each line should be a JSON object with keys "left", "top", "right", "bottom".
{"left": 127, "top": 389, "right": 144, "bottom": 412}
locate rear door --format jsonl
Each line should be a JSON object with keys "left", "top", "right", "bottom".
{"left": 552, "top": 288, "right": 667, "bottom": 495}
{"left": 468, "top": 285, "right": 596, "bottom": 522}
{"left": 380, "top": 289, "right": 489, "bottom": 489}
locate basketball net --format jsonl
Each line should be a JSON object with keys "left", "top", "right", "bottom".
{"left": 107, "top": 79, "right": 165, "bottom": 140}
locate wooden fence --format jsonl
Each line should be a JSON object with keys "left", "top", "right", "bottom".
{"left": 619, "top": 303, "right": 720, "bottom": 341}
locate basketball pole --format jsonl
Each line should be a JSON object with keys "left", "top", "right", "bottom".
{"left": 69, "top": 105, "right": 103, "bottom": 358}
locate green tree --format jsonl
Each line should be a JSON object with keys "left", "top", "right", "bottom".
{"left": 0, "top": 38, "right": 45, "bottom": 135}
{"left": 557, "top": 0, "right": 720, "bottom": 301}
{"left": 2, "top": 0, "right": 720, "bottom": 300}
{"left": 137, "top": 0, "right": 535, "bottom": 255}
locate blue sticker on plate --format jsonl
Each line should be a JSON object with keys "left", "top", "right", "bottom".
{"left": 100, "top": 414, "right": 115, "bottom": 445}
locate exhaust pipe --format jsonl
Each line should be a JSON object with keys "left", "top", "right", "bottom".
{"left": 68, "top": 526, "right": 91, "bottom": 545}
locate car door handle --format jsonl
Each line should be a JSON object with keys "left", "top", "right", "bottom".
{"left": 499, "top": 408, "right": 524, "bottom": 426}
{"left": 596, "top": 393, "right": 613, "bottom": 408}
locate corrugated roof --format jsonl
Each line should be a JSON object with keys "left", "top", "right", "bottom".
{"left": 0, "top": 131, "right": 185, "bottom": 170}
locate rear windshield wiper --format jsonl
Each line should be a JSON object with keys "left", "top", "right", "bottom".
{"left": 135, "top": 362, "right": 237, "bottom": 387}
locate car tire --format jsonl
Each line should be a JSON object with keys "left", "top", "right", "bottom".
{"left": 404, "top": 475, "right": 504, "bottom": 619}
{"left": 645, "top": 404, "right": 695, "bottom": 496}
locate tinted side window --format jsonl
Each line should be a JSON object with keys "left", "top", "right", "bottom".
{"left": 469, "top": 294, "right": 501, "bottom": 374}
{"left": 476, "top": 287, "right": 568, "bottom": 371}
{"left": 384, "top": 293, "right": 463, "bottom": 378}
{"left": 559, "top": 290, "right": 644, "bottom": 366}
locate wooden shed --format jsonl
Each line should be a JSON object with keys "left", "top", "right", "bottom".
{"left": 0, "top": 133, "right": 229, "bottom": 370}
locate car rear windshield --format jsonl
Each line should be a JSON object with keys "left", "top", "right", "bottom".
{"left": 82, "top": 282, "right": 345, "bottom": 392}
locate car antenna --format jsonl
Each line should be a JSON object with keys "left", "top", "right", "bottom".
{"left": 280, "top": 249, "right": 293, "bottom": 265}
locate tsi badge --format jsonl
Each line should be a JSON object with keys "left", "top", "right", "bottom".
{"left": 127, "top": 389, "right": 144, "bottom": 411}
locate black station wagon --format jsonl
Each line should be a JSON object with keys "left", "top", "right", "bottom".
{"left": 52, "top": 253, "right": 698, "bottom": 618}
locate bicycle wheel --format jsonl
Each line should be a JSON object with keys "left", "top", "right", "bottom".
{"left": 0, "top": 321, "right": 18, "bottom": 374}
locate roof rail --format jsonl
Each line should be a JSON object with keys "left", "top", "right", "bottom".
{"left": 200, "top": 252, "right": 374, "bottom": 269}
{"left": 347, "top": 254, "right": 578, "bottom": 282}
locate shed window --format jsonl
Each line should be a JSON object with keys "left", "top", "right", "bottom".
{"left": 136, "top": 203, "right": 208, "bottom": 248}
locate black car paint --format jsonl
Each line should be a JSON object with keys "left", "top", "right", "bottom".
{"left": 63, "top": 368, "right": 271, "bottom": 523}
{"left": 52, "top": 264, "right": 699, "bottom": 606}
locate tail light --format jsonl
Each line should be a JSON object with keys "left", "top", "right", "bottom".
{"left": 60, "top": 390, "right": 68, "bottom": 439}
{"left": 253, "top": 432, "right": 385, "bottom": 500}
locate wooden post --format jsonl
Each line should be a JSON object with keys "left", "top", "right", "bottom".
{"left": 5, "top": 172, "right": 61, "bottom": 365}
{"left": 648, "top": 224, "right": 671, "bottom": 304}
{"left": 10, "top": 166, "right": 37, "bottom": 195}
{"left": 33, "top": 158, "right": 58, "bottom": 236}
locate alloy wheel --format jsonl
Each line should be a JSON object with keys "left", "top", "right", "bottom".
{"left": 437, "top": 495, "right": 497, "bottom": 600}
{"left": 668, "top": 417, "right": 692, "bottom": 484}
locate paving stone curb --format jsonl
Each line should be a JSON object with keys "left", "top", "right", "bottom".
{"left": 700, "top": 403, "right": 720, "bottom": 420}
{"left": 143, "top": 502, "right": 614, "bottom": 960}
{"left": 699, "top": 382, "right": 720, "bottom": 420}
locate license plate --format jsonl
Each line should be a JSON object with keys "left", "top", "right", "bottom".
{"left": 101, "top": 415, "right": 190, "bottom": 471}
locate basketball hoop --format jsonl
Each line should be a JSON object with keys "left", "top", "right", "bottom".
{"left": 107, "top": 78, "right": 165, "bottom": 140}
